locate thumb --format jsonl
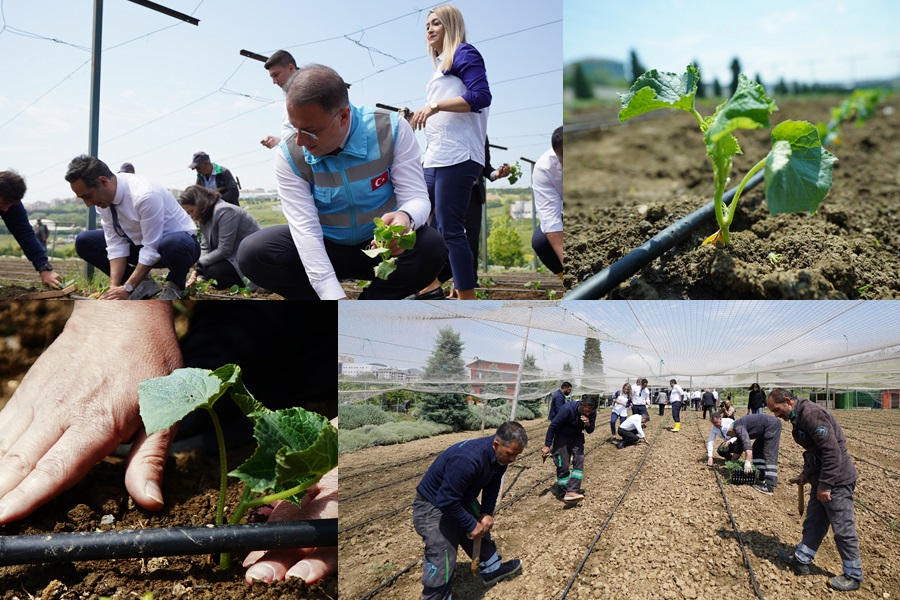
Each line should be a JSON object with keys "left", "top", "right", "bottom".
{"left": 124, "top": 425, "right": 178, "bottom": 511}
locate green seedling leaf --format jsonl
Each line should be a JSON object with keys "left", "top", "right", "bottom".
{"left": 764, "top": 120, "right": 837, "bottom": 215}
{"left": 374, "top": 256, "right": 398, "bottom": 280}
{"left": 704, "top": 74, "right": 776, "bottom": 146}
{"left": 362, "top": 246, "right": 391, "bottom": 259}
{"left": 139, "top": 367, "right": 237, "bottom": 434}
{"left": 230, "top": 407, "right": 338, "bottom": 503}
{"left": 397, "top": 231, "right": 417, "bottom": 250}
{"left": 365, "top": 218, "right": 415, "bottom": 280}
{"left": 618, "top": 64, "right": 699, "bottom": 122}
{"left": 507, "top": 161, "right": 523, "bottom": 185}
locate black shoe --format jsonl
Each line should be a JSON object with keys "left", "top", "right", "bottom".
{"left": 753, "top": 483, "right": 775, "bottom": 495}
{"left": 777, "top": 550, "right": 810, "bottom": 575}
{"left": 413, "top": 286, "right": 446, "bottom": 300}
{"left": 481, "top": 559, "right": 522, "bottom": 587}
{"left": 828, "top": 574, "right": 861, "bottom": 591}
{"left": 616, "top": 440, "right": 625, "bottom": 449}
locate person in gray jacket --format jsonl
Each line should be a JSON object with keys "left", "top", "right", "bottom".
{"left": 178, "top": 185, "right": 260, "bottom": 290}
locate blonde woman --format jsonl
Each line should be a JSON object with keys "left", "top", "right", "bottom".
{"left": 610, "top": 383, "right": 632, "bottom": 438}
{"left": 411, "top": 4, "right": 491, "bottom": 301}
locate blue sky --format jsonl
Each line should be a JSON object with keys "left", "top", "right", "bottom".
{"left": 565, "top": 0, "right": 900, "bottom": 88}
{"left": 0, "top": 0, "right": 561, "bottom": 205}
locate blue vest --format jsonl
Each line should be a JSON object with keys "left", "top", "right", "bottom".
{"left": 280, "top": 104, "right": 399, "bottom": 245}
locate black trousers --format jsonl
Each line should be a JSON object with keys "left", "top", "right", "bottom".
{"left": 531, "top": 228, "right": 562, "bottom": 274}
{"left": 618, "top": 426, "right": 640, "bottom": 447}
{"left": 236, "top": 224, "right": 448, "bottom": 299}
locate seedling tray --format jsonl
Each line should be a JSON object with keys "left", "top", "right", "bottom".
{"left": 729, "top": 469, "right": 756, "bottom": 486}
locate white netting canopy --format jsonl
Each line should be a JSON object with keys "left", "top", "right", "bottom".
{"left": 338, "top": 300, "right": 900, "bottom": 405}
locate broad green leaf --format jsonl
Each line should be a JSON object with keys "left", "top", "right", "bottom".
{"left": 362, "top": 246, "right": 391, "bottom": 259}
{"left": 704, "top": 74, "right": 776, "bottom": 146}
{"left": 373, "top": 217, "right": 386, "bottom": 228}
{"left": 618, "top": 64, "right": 699, "bottom": 122}
{"left": 398, "top": 230, "right": 417, "bottom": 250}
{"left": 230, "top": 407, "right": 338, "bottom": 502}
{"left": 139, "top": 367, "right": 235, "bottom": 434}
{"left": 764, "top": 120, "right": 837, "bottom": 215}
{"left": 212, "top": 364, "right": 269, "bottom": 418}
{"left": 374, "top": 256, "right": 398, "bottom": 280}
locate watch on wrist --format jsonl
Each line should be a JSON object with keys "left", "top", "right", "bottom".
{"left": 429, "top": 101, "right": 439, "bottom": 113}
{"left": 399, "top": 210, "right": 416, "bottom": 231}
{"left": 124, "top": 283, "right": 134, "bottom": 293}
{"left": 37, "top": 262, "right": 54, "bottom": 272}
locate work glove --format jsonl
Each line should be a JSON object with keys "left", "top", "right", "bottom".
{"left": 743, "top": 460, "right": 753, "bottom": 474}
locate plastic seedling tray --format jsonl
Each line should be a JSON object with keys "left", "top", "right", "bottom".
{"left": 729, "top": 469, "right": 757, "bottom": 486}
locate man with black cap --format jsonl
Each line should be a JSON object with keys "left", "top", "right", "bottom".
{"left": 542, "top": 396, "right": 597, "bottom": 502}
{"left": 189, "top": 151, "right": 240, "bottom": 206}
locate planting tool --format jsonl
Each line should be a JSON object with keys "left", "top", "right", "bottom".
{"left": 798, "top": 482, "right": 805, "bottom": 517}
{"left": 0, "top": 519, "right": 336, "bottom": 567}
{"left": 20, "top": 283, "right": 78, "bottom": 300}
{"left": 471, "top": 503, "right": 482, "bottom": 573}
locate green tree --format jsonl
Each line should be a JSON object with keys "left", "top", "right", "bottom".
{"left": 629, "top": 49, "right": 646, "bottom": 84}
{"left": 775, "top": 78, "right": 789, "bottom": 96}
{"left": 712, "top": 77, "right": 723, "bottom": 98}
{"left": 582, "top": 338, "right": 605, "bottom": 404}
{"left": 487, "top": 216, "right": 524, "bottom": 267}
{"left": 484, "top": 363, "right": 509, "bottom": 407}
{"left": 518, "top": 354, "right": 543, "bottom": 414}
{"left": 729, "top": 57, "right": 742, "bottom": 96}
{"left": 420, "top": 327, "right": 470, "bottom": 430}
{"left": 572, "top": 62, "right": 594, "bottom": 100}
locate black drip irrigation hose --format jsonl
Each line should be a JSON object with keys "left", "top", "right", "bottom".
{"left": 340, "top": 471, "right": 425, "bottom": 503}
{"left": 844, "top": 433, "right": 900, "bottom": 455}
{"left": 559, "top": 420, "right": 666, "bottom": 599}
{"left": 359, "top": 559, "right": 420, "bottom": 600}
{"left": 341, "top": 452, "right": 440, "bottom": 482}
{"left": 849, "top": 453, "right": 900, "bottom": 478}
{"left": 0, "top": 519, "right": 336, "bottom": 566}
{"left": 693, "top": 421, "right": 765, "bottom": 600}
{"left": 565, "top": 171, "right": 765, "bottom": 299}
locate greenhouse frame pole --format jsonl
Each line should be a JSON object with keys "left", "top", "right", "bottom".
{"left": 509, "top": 307, "right": 533, "bottom": 422}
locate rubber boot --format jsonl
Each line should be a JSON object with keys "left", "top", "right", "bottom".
{"left": 673, "top": 422, "right": 680, "bottom": 432}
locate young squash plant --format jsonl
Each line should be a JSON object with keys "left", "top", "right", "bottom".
{"left": 138, "top": 364, "right": 337, "bottom": 568}
{"left": 362, "top": 217, "right": 417, "bottom": 280}
{"left": 619, "top": 65, "right": 838, "bottom": 247}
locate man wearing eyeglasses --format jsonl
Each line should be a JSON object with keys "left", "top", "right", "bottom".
{"left": 67, "top": 155, "right": 200, "bottom": 300}
{"left": 238, "top": 63, "right": 448, "bottom": 300}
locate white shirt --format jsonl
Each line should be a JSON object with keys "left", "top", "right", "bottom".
{"left": 670, "top": 385, "right": 684, "bottom": 403}
{"left": 275, "top": 113, "right": 431, "bottom": 300}
{"left": 691, "top": 389, "right": 702, "bottom": 400}
{"left": 612, "top": 390, "right": 630, "bottom": 417}
{"left": 712, "top": 389, "right": 719, "bottom": 401}
{"left": 632, "top": 386, "right": 649, "bottom": 406}
{"left": 99, "top": 173, "right": 196, "bottom": 267}
{"left": 422, "top": 55, "right": 488, "bottom": 168}
{"left": 533, "top": 147, "right": 562, "bottom": 233}
{"left": 620, "top": 414, "right": 646, "bottom": 438}
{"left": 707, "top": 418, "right": 735, "bottom": 458}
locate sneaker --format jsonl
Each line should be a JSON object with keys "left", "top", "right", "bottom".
{"left": 616, "top": 440, "right": 625, "bottom": 449}
{"left": 563, "top": 492, "right": 584, "bottom": 502}
{"left": 157, "top": 283, "right": 184, "bottom": 301}
{"left": 127, "top": 277, "right": 162, "bottom": 300}
{"left": 828, "top": 574, "right": 861, "bottom": 591}
{"left": 481, "top": 559, "right": 522, "bottom": 587}
{"left": 753, "top": 483, "right": 775, "bottom": 495}
{"left": 777, "top": 550, "right": 810, "bottom": 575}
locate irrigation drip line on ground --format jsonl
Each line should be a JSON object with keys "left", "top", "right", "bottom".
{"left": 565, "top": 171, "right": 765, "bottom": 299}
{"left": 844, "top": 433, "right": 900, "bottom": 455}
{"left": 693, "top": 420, "right": 765, "bottom": 600}
{"left": 849, "top": 453, "right": 900, "bottom": 478}
{"left": 0, "top": 520, "right": 337, "bottom": 566}
{"left": 340, "top": 470, "right": 426, "bottom": 503}
{"left": 559, "top": 419, "right": 666, "bottom": 599}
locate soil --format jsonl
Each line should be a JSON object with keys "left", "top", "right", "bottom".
{"left": 339, "top": 407, "right": 900, "bottom": 600}
{"left": 564, "top": 95, "right": 900, "bottom": 299}
{"left": 0, "top": 302, "right": 336, "bottom": 599}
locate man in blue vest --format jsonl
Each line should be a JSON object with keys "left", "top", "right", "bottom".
{"left": 547, "top": 381, "right": 573, "bottom": 421}
{"left": 542, "top": 396, "right": 597, "bottom": 502}
{"left": 238, "top": 63, "right": 448, "bottom": 299}
{"left": 414, "top": 421, "right": 526, "bottom": 599}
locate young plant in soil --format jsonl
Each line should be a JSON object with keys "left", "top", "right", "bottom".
{"left": 138, "top": 364, "right": 338, "bottom": 569}
{"left": 619, "top": 65, "right": 838, "bottom": 247}
{"left": 362, "top": 217, "right": 417, "bottom": 280}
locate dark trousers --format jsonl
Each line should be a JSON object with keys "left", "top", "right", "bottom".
{"left": 671, "top": 401, "right": 682, "bottom": 423}
{"left": 794, "top": 483, "right": 863, "bottom": 581}
{"left": 531, "top": 227, "right": 562, "bottom": 274}
{"left": 413, "top": 495, "right": 498, "bottom": 600}
{"left": 464, "top": 186, "right": 484, "bottom": 283}
{"left": 236, "top": 224, "right": 448, "bottom": 299}
{"left": 618, "top": 425, "right": 640, "bottom": 447}
{"left": 75, "top": 229, "right": 200, "bottom": 288}
{"left": 425, "top": 160, "right": 481, "bottom": 291}
{"left": 552, "top": 437, "right": 585, "bottom": 493}
{"left": 609, "top": 412, "right": 626, "bottom": 436}
{"left": 658, "top": 403, "right": 665, "bottom": 416}
{"left": 197, "top": 258, "right": 244, "bottom": 289}
{"left": 631, "top": 404, "right": 648, "bottom": 417}
{"left": 702, "top": 405, "right": 715, "bottom": 419}
{"left": 732, "top": 427, "right": 781, "bottom": 487}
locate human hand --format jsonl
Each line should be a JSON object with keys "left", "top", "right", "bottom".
{"left": 40, "top": 270, "right": 62, "bottom": 289}
{"left": 467, "top": 520, "right": 486, "bottom": 540}
{"left": 261, "top": 136, "right": 279, "bottom": 149}
{"left": 743, "top": 460, "right": 753, "bottom": 474}
{"left": 788, "top": 473, "right": 809, "bottom": 486}
{"left": 497, "top": 164, "right": 511, "bottom": 179}
{"left": 244, "top": 417, "right": 337, "bottom": 584}
{"left": 0, "top": 302, "right": 183, "bottom": 524}
{"left": 410, "top": 104, "right": 438, "bottom": 130}
{"left": 707, "top": 456, "right": 714, "bottom": 467}
{"left": 375, "top": 211, "right": 413, "bottom": 256}
{"left": 817, "top": 488, "right": 832, "bottom": 503}
{"left": 99, "top": 285, "right": 130, "bottom": 300}
{"left": 185, "top": 270, "right": 198, "bottom": 289}
{"left": 541, "top": 445, "right": 551, "bottom": 459}
{"left": 580, "top": 415, "right": 589, "bottom": 425}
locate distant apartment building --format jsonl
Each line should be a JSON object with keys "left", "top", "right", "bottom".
{"left": 467, "top": 359, "right": 519, "bottom": 399}
{"left": 509, "top": 200, "right": 533, "bottom": 221}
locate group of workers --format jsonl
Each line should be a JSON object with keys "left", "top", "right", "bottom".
{"left": 413, "top": 385, "right": 865, "bottom": 598}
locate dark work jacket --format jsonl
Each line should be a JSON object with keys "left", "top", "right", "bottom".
{"left": 731, "top": 413, "right": 781, "bottom": 450}
{"left": 791, "top": 398, "right": 857, "bottom": 492}
{"left": 545, "top": 400, "right": 596, "bottom": 447}
{"left": 1, "top": 202, "right": 50, "bottom": 270}
{"left": 702, "top": 391, "right": 716, "bottom": 407}
{"left": 196, "top": 164, "right": 239, "bottom": 206}
{"left": 548, "top": 388, "right": 568, "bottom": 421}
{"left": 416, "top": 435, "right": 506, "bottom": 534}
{"left": 748, "top": 389, "right": 766, "bottom": 411}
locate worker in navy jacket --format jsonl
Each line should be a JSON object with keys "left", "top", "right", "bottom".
{"left": 723, "top": 412, "right": 782, "bottom": 495}
{"left": 541, "top": 397, "right": 597, "bottom": 502}
{"left": 768, "top": 388, "right": 863, "bottom": 591}
{"left": 413, "top": 421, "right": 527, "bottom": 599}
{"left": 547, "top": 381, "right": 573, "bottom": 421}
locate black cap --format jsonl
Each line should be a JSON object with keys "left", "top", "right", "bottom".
{"left": 189, "top": 151, "right": 210, "bottom": 169}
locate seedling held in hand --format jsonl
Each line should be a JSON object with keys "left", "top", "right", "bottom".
{"left": 362, "top": 217, "right": 416, "bottom": 280}
{"left": 506, "top": 162, "right": 523, "bottom": 185}
{"left": 139, "top": 364, "right": 337, "bottom": 569}
{"left": 619, "top": 65, "right": 837, "bottom": 247}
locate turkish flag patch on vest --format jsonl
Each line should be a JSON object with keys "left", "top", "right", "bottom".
{"left": 371, "top": 171, "right": 389, "bottom": 191}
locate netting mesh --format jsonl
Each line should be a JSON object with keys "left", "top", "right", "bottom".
{"left": 338, "top": 301, "right": 900, "bottom": 404}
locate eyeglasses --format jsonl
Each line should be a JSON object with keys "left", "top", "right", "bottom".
{"left": 289, "top": 108, "right": 344, "bottom": 142}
